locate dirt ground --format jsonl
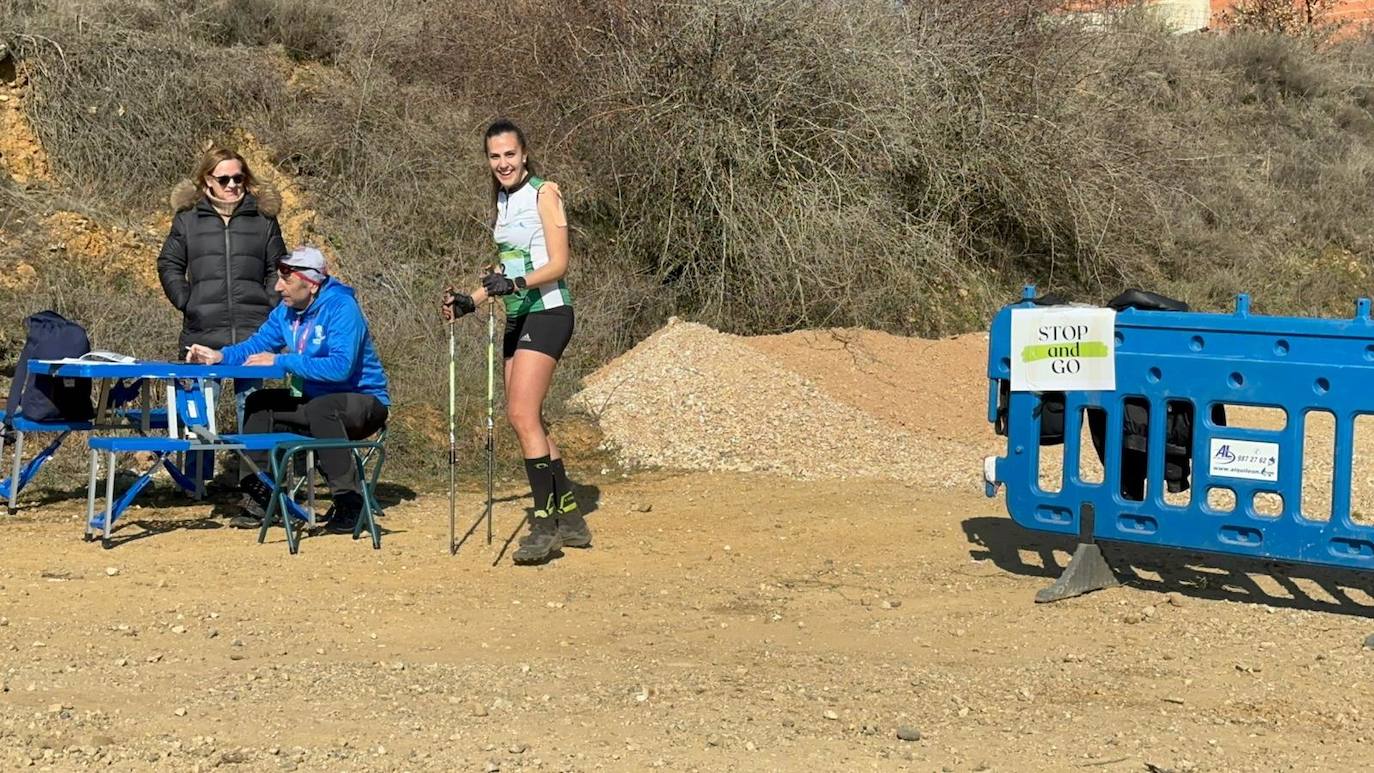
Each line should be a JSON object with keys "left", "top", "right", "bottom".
{"left": 3, "top": 329, "right": 1374, "bottom": 773}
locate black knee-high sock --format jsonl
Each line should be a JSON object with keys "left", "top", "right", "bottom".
{"left": 550, "top": 457, "right": 577, "bottom": 513}
{"left": 524, "top": 455, "right": 556, "bottom": 516}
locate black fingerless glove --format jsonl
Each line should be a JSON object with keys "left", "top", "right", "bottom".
{"left": 446, "top": 290, "right": 476, "bottom": 318}
{"left": 481, "top": 272, "right": 518, "bottom": 297}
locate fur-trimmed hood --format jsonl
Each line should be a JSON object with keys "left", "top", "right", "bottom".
{"left": 169, "top": 179, "right": 281, "bottom": 218}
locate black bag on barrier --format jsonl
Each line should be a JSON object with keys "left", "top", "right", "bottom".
{"left": 1086, "top": 290, "right": 1227, "bottom": 497}
{"left": 4, "top": 311, "right": 95, "bottom": 424}
{"left": 1105, "top": 288, "right": 1190, "bottom": 313}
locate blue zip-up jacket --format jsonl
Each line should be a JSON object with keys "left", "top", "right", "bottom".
{"left": 220, "top": 278, "right": 390, "bottom": 405}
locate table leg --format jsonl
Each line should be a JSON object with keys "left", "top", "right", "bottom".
{"left": 140, "top": 379, "right": 151, "bottom": 434}
{"left": 104, "top": 450, "right": 116, "bottom": 541}
{"left": 8, "top": 430, "right": 24, "bottom": 514}
{"left": 94, "top": 379, "right": 110, "bottom": 426}
{"left": 165, "top": 384, "right": 179, "bottom": 439}
{"left": 199, "top": 378, "right": 216, "bottom": 498}
{"left": 307, "top": 449, "right": 316, "bottom": 527}
{"left": 202, "top": 378, "right": 218, "bottom": 435}
{"left": 0, "top": 426, "right": 7, "bottom": 510}
{"left": 85, "top": 449, "right": 99, "bottom": 540}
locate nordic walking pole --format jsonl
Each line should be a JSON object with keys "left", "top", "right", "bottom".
{"left": 485, "top": 298, "right": 496, "bottom": 545}
{"left": 448, "top": 318, "right": 457, "bottom": 555}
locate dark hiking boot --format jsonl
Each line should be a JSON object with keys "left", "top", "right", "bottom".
{"left": 239, "top": 473, "right": 273, "bottom": 510}
{"left": 325, "top": 491, "right": 365, "bottom": 534}
{"left": 513, "top": 510, "right": 562, "bottom": 564}
{"left": 231, "top": 474, "right": 274, "bottom": 528}
{"left": 557, "top": 509, "right": 592, "bottom": 548}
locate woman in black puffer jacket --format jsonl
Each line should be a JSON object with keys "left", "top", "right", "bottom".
{"left": 158, "top": 145, "right": 287, "bottom": 350}
{"left": 157, "top": 145, "right": 287, "bottom": 430}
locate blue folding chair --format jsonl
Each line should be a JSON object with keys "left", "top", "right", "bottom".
{"left": 259, "top": 431, "right": 388, "bottom": 555}
{"left": 0, "top": 414, "right": 93, "bottom": 514}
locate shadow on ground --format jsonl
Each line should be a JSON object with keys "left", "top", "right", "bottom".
{"left": 963, "top": 514, "right": 1374, "bottom": 619}
{"left": 12, "top": 473, "right": 422, "bottom": 548}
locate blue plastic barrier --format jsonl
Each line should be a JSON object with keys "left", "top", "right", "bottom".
{"left": 984, "top": 286, "right": 1374, "bottom": 580}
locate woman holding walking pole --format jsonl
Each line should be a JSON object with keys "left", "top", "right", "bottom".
{"left": 442, "top": 119, "right": 589, "bottom": 565}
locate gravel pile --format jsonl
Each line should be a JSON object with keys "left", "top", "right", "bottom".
{"left": 569, "top": 319, "right": 996, "bottom": 487}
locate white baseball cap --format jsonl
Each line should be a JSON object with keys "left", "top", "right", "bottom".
{"left": 278, "top": 245, "right": 329, "bottom": 286}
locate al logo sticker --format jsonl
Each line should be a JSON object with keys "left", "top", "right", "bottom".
{"left": 1208, "top": 438, "right": 1278, "bottom": 482}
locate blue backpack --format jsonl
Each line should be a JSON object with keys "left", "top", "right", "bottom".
{"left": 5, "top": 311, "right": 96, "bottom": 425}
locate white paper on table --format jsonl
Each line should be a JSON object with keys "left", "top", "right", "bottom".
{"left": 37, "top": 351, "right": 138, "bottom": 365}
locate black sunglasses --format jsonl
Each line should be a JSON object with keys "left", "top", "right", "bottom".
{"left": 210, "top": 174, "right": 245, "bottom": 186}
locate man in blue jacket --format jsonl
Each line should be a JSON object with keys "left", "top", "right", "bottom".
{"left": 186, "top": 246, "right": 390, "bottom": 532}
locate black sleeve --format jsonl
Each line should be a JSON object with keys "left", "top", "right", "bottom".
{"left": 157, "top": 214, "right": 192, "bottom": 311}
{"left": 264, "top": 217, "right": 287, "bottom": 305}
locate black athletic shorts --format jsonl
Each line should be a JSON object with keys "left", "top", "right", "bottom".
{"left": 503, "top": 306, "right": 575, "bottom": 361}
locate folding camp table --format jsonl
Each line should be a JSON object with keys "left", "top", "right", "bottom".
{"left": 26, "top": 359, "right": 286, "bottom": 436}
{"left": 20, "top": 360, "right": 291, "bottom": 533}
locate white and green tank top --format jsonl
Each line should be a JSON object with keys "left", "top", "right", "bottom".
{"left": 494, "top": 175, "right": 572, "bottom": 318}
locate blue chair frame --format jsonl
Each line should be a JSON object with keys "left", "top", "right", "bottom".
{"left": 259, "top": 437, "right": 387, "bottom": 555}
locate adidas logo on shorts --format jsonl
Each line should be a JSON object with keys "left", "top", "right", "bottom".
{"left": 520, "top": 333, "right": 532, "bottom": 342}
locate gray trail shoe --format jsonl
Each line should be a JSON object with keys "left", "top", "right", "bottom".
{"left": 513, "top": 511, "right": 562, "bottom": 564}
{"left": 557, "top": 509, "right": 592, "bottom": 548}
{"left": 227, "top": 508, "right": 262, "bottom": 530}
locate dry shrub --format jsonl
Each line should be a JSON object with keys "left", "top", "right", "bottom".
{"left": 13, "top": 24, "right": 289, "bottom": 209}
{"left": 1221, "top": 0, "right": 1345, "bottom": 37}
{"left": 392, "top": 1, "right": 1199, "bottom": 334}
{"left": 203, "top": 0, "right": 346, "bottom": 62}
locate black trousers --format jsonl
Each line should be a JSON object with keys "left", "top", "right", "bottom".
{"left": 242, "top": 389, "right": 388, "bottom": 495}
